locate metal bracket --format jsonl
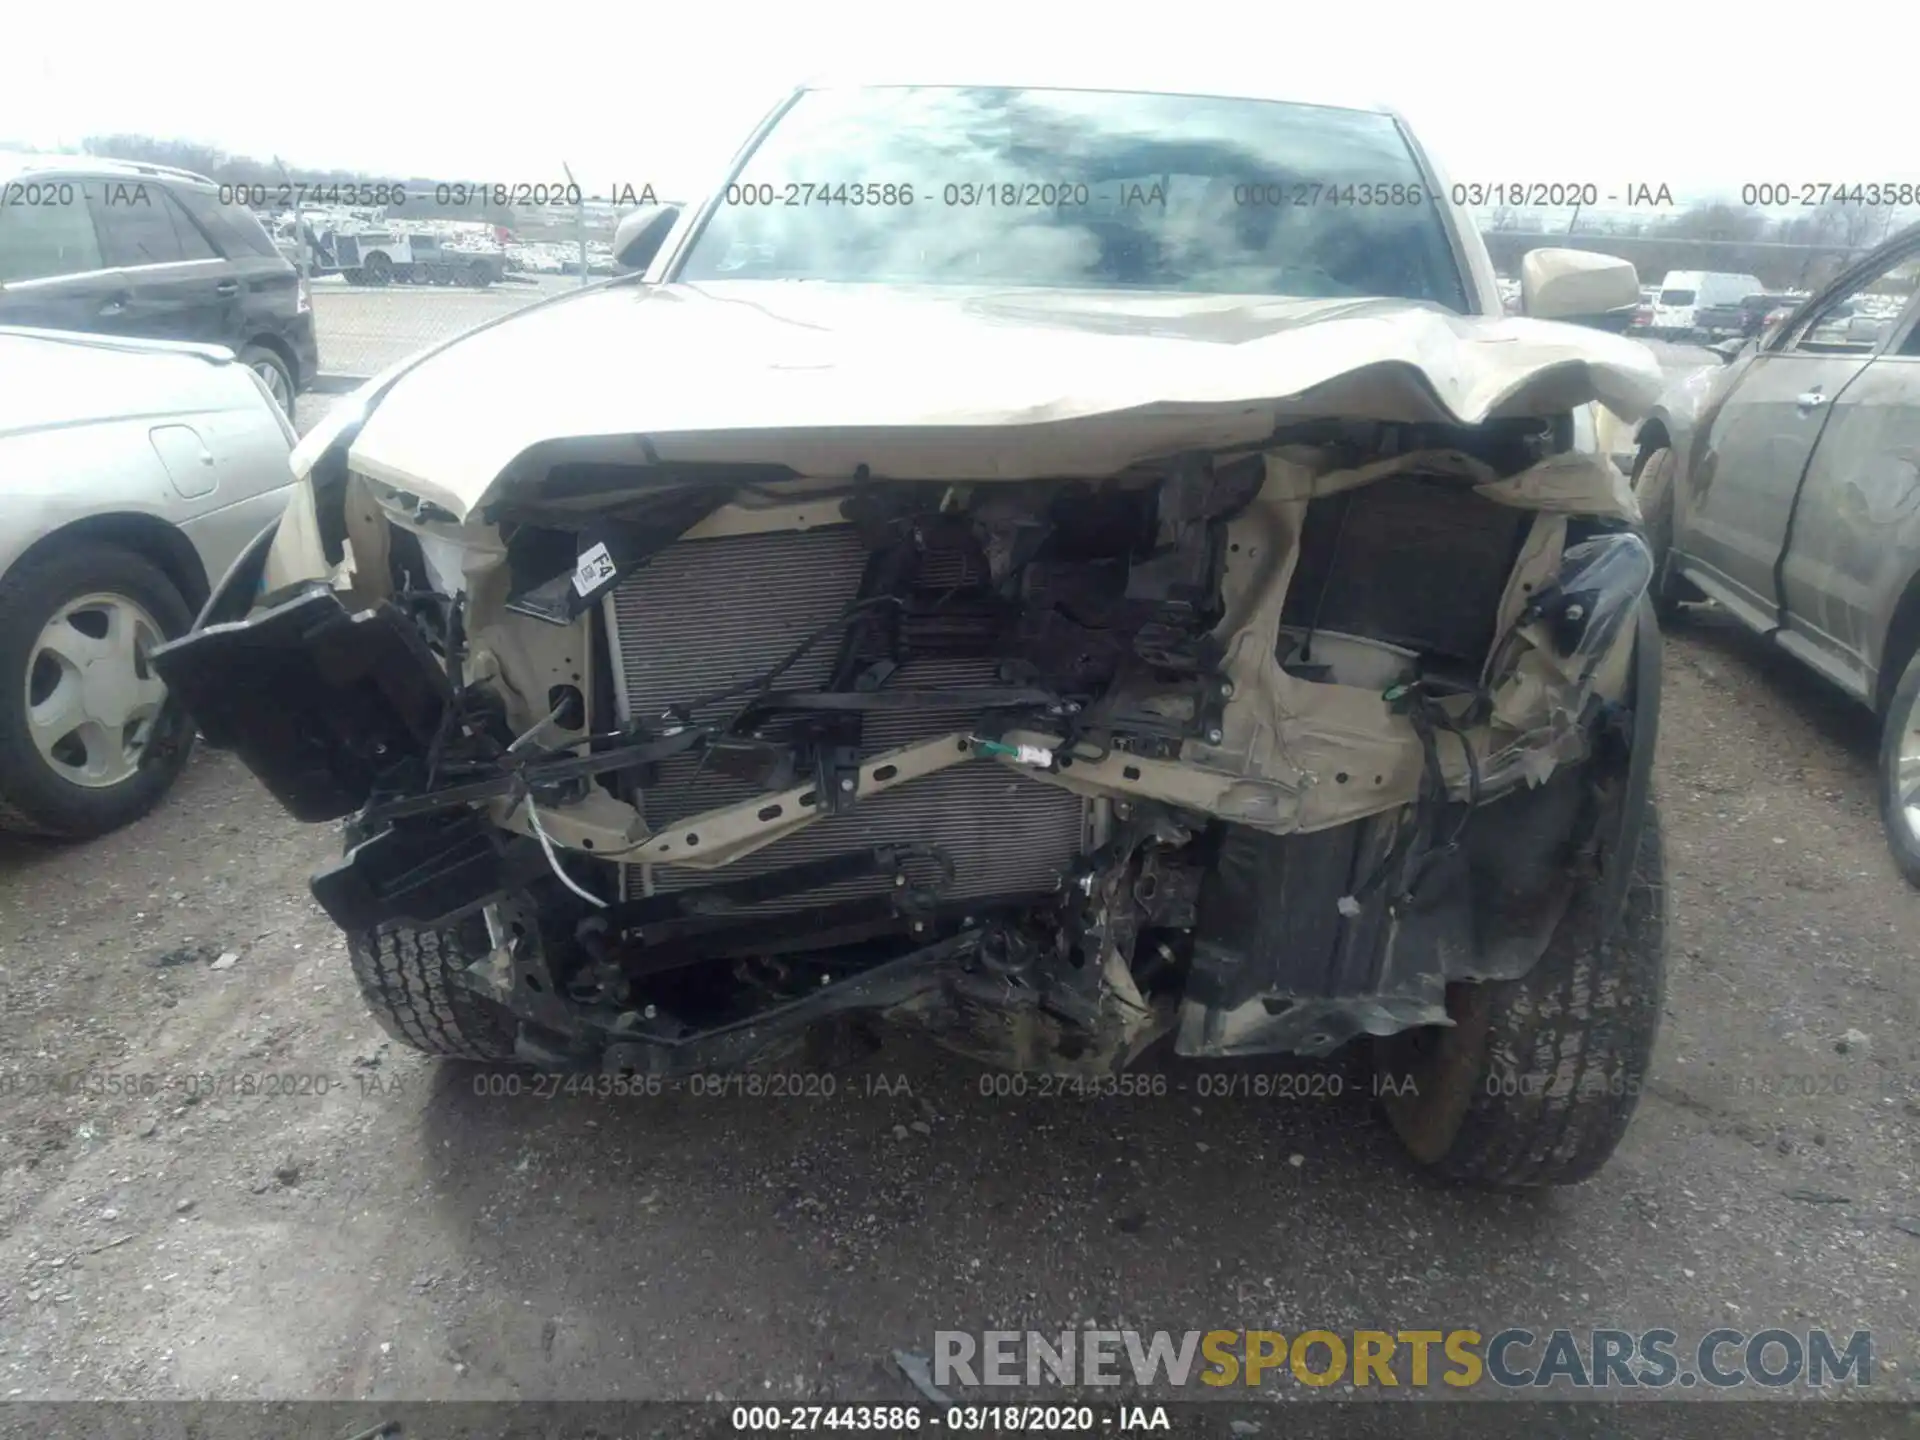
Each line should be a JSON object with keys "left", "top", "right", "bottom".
{"left": 815, "top": 742, "right": 864, "bottom": 815}
{"left": 1194, "top": 671, "right": 1232, "bottom": 746}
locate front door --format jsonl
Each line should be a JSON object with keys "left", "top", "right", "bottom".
{"left": 85, "top": 180, "right": 231, "bottom": 346}
{"left": 1776, "top": 246, "right": 1920, "bottom": 699}
{"left": 1677, "top": 261, "right": 1899, "bottom": 628}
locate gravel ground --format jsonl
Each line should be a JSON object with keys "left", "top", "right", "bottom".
{"left": 4, "top": 343, "right": 1916, "bottom": 1417}
{"left": 1, "top": 612, "right": 1914, "bottom": 1409}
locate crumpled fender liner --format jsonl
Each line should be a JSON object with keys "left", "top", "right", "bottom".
{"left": 1176, "top": 759, "right": 1599, "bottom": 1059}
{"left": 150, "top": 587, "right": 452, "bottom": 822}
{"left": 314, "top": 811, "right": 550, "bottom": 933}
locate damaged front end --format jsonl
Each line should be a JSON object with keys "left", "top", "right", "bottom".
{"left": 154, "top": 386, "right": 1657, "bottom": 1077}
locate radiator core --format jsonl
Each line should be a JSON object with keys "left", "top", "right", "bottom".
{"left": 604, "top": 525, "right": 1087, "bottom": 911}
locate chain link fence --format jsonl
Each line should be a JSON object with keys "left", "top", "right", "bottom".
{"left": 294, "top": 176, "right": 639, "bottom": 382}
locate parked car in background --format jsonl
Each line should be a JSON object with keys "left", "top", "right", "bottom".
{"left": 1629, "top": 285, "right": 1659, "bottom": 332}
{"left": 0, "top": 327, "right": 296, "bottom": 838}
{"left": 0, "top": 154, "right": 318, "bottom": 412}
{"left": 1761, "top": 293, "right": 1836, "bottom": 337}
{"left": 1650, "top": 270, "right": 1764, "bottom": 339}
{"left": 315, "top": 223, "right": 507, "bottom": 288}
{"left": 1736, "top": 292, "right": 1801, "bottom": 339}
{"left": 1694, "top": 292, "right": 1805, "bottom": 343}
{"left": 1691, "top": 297, "right": 1747, "bottom": 341}
{"left": 1633, "top": 223, "right": 1920, "bottom": 884}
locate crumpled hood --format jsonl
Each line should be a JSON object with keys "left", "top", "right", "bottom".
{"left": 340, "top": 282, "right": 1665, "bottom": 520}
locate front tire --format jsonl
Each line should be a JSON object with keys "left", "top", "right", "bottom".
{"left": 1877, "top": 648, "right": 1920, "bottom": 889}
{"left": 347, "top": 915, "right": 519, "bottom": 1060}
{"left": 1375, "top": 804, "right": 1668, "bottom": 1188}
{"left": 0, "top": 542, "right": 195, "bottom": 838}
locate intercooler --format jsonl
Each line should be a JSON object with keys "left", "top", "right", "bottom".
{"left": 603, "top": 525, "right": 1089, "bottom": 912}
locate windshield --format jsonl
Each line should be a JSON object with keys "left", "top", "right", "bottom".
{"left": 1659, "top": 289, "right": 1697, "bottom": 306}
{"left": 676, "top": 86, "right": 1469, "bottom": 308}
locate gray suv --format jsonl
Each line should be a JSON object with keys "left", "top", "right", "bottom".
{"left": 1634, "top": 222, "right": 1920, "bottom": 885}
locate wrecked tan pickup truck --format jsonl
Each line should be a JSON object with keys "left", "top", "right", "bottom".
{"left": 153, "top": 81, "right": 1668, "bottom": 1187}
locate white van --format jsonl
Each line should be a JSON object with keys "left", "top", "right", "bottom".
{"left": 1650, "top": 271, "right": 1764, "bottom": 338}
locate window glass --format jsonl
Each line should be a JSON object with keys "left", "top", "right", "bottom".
{"left": 1795, "top": 252, "right": 1920, "bottom": 354}
{"left": 679, "top": 87, "right": 1468, "bottom": 308}
{"left": 0, "top": 183, "right": 105, "bottom": 282}
{"left": 90, "top": 184, "right": 187, "bottom": 266}
{"left": 173, "top": 186, "right": 282, "bottom": 259}
{"left": 164, "top": 191, "right": 217, "bottom": 260}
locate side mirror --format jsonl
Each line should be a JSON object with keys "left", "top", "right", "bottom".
{"left": 1521, "top": 248, "right": 1641, "bottom": 327}
{"left": 1710, "top": 338, "right": 1747, "bottom": 364}
{"left": 612, "top": 203, "right": 682, "bottom": 274}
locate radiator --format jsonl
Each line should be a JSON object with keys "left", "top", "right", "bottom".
{"left": 604, "top": 525, "right": 1087, "bottom": 911}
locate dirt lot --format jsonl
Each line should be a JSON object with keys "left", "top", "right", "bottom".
{"left": 3, "top": 340, "right": 1918, "bottom": 1418}
{"left": 2, "top": 614, "right": 1918, "bottom": 1409}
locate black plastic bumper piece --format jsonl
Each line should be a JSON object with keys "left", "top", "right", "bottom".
{"left": 1186, "top": 818, "right": 1401, "bottom": 1013}
{"left": 313, "top": 811, "right": 549, "bottom": 933}
{"left": 150, "top": 587, "right": 452, "bottom": 822}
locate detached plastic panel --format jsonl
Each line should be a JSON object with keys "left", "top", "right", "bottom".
{"left": 150, "top": 588, "right": 452, "bottom": 822}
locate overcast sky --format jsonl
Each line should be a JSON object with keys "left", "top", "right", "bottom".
{"left": 5, "top": 1, "right": 1912, "bottom": 206}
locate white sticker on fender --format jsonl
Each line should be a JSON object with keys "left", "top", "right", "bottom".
{"left": 572, "top": 541, "right": 617, "bottom": 596}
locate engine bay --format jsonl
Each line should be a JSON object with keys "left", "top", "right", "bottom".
{"left": 152, "top": 415, "right": 1657, "bottom": 1073}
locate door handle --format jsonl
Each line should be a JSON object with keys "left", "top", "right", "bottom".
{"left": 214, "top": 280, "right": 239, "bottom": 296}
{"left": 1796, "top": 390, "right": 1828, "bottom": 410}
{"left": 98, "top": 293, "right": 128, "bottom": 317}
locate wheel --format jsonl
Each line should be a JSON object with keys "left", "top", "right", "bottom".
{"left": 0, "top": 542, "right": 195, "bottom": 838}
{"left": 239, "top": 344, "right": 293, "bottom": 413}
{"left": 342, "top": 268, "right": 366, "bottom": 286}
{"left": 1374, "top": 802, "right": 1668, "bottom": 1188}
{"left": 347, "top": 914, "right": 519, "bottom": 1059}
{"left": 1877, "top": 647, "right": 1920, "bottom": 889}
{"left": 467, "top": 260, "right": 493, "bottom": 289}
{"left": 1634, "top": 446, "right": 1690, "bottom": 625}
{"left": 363, "top": 251, "right": 393, "bottom": 286}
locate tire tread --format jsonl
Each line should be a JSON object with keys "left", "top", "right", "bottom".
{"left": 1430, "top": 811, "right": 1668, "bottom": 1187}
{"left": 347, "top": 923, "right": 517, "bottom": 1060}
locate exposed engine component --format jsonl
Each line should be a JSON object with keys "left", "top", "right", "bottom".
{"left": 153, "top": 423, "right": 1655, "bottom": 1076}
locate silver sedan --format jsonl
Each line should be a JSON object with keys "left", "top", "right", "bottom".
{"left": 0, "top": 326, "right": 296, "bottom": 838}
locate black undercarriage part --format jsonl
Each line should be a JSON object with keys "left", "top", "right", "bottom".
{"left": 313, "top": 810, "right": 550, "bottom": 932}
{"left": 150, "top": 587, "right": 454, "bottom": 822}
{"left": 1177, "top": 760, "right": 1601, "bottom": 1058}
